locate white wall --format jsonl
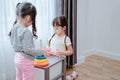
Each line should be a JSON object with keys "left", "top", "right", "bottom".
{"left": 77, "top": 0, "right": 120, "bottom": 62}
{"left": 77, "top": 0, "right": 96, "bottom": 63}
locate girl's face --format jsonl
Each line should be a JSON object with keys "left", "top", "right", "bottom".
{"left": 54, "top": 24, "right": 66, "bottom": 35}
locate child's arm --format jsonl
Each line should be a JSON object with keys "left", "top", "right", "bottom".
{"left": 22, "top": 29, "right": 47, "bottom": 56}
{"left": 42, "top": 45, "right": 51, "bottom": 55}
{"left": 63, "top": 44, "right": 73, "bottom": 56}
{"left": 55, "top": 44, "right": 73, "bottom": 56}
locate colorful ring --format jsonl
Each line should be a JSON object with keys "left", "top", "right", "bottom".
{"left": 35, "top": 55, "right": 46, "bottom": 59}
{"left": 34, "top": 58, "right": 48, "bottom": 63}
{"left": 34, "top": 62, "right": 49, "bottom": 67}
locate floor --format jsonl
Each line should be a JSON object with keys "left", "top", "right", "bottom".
{"left": 66, "top": 55, "right": 120, "bottom": 80}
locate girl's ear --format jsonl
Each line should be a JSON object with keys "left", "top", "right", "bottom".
{"left": 26, "top": 15, "right": 31, "bottom": 22}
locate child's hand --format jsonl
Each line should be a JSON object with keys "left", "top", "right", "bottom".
{"left": 42, "top": 47, "right": 50, "bottom": 55}
{"left": 48, "top": 50, "right": 56, "bottom": 56}
{"left": 54, "top": 49, "right": 63, "bottom": 56}
{"left": 44, "top": 47, "right": 50, "bottom": 52}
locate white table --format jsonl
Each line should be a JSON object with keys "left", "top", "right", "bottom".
{"left": 34, "top": 56, "right": 66, "bottom": 80}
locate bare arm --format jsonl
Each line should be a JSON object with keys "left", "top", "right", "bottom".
{"left": 55, "top": 44, "right": 73, "bottom": 56}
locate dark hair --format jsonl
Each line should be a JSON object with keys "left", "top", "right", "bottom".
{"left": 52, "top": 15, "right": 68, "bottom": 28}
{"left": 8, "top": 3, "right": 21, "bottom": 36}
{"left": 13, "top": 3, "right": 21, "bottom": 25}
{"left": 9, "top": 2, "right": 38, "bottom": 38}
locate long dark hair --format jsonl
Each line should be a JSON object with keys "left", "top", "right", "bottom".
{"left": 9, "top": 2, "right": 38, "bottom": 38}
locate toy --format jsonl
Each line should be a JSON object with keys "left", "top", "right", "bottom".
{"left": 48, "top": 50, "right": 56, "bottom": 56}
{"left": 34, "top": 55, "right": 49, "bottom": 67}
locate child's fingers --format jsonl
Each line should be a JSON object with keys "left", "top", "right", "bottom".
{"left": 55, "top": 52, "right": 61, "bottom": 57}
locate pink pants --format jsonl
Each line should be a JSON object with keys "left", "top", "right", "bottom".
{"left": 14, "top": 53, "right": 34, "bottom": 80}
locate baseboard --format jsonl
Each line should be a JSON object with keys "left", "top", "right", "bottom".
{"left": 75, "top": 56, "right": 85, "bottom": 66}
{"left": 76, "top": 49, "right": 95, "bottom": 65}
{"left": 82, "top": 49, "right": 96, "bottom": 57}
{"left": 76, "top": 49, "right": 120, "bottom": 65}
{"left": 94, "top": 49, "right": 120, "bottom": 61}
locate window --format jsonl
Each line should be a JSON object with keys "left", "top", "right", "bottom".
{"left": 0, "top": 0, "right": 56, "bottom": 79}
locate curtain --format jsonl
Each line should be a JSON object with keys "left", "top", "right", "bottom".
{"left": 56, "top": 0, "right": 77, "bottom": 68}
{"left": 0, "top": 0, "right": 56, "bottom": 80}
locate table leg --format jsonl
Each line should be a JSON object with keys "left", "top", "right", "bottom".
{"left": 45, "top": 68, "right": 49, "bottom": 80}
{"left": 62, "top": 58, "right": 66, "bottom": 80}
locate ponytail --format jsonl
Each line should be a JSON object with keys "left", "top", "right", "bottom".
{"left": 14, "top": 19, "right": 17, "bottom": 25}
{"left": 9, "top": 18, "right": 18, "bottom": 36}
{"left": 32, "top": 20, "right": 38, "bottom": 39}
{"left": 8, "top": 3, "right": 20, "bottom": 37}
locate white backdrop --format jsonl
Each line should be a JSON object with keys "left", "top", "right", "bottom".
{"left": 0, "top": 0, "right": 56, "bottom": 80}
